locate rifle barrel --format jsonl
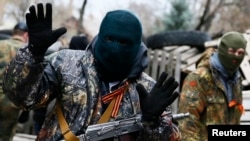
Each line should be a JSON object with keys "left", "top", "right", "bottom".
{"left": 172, "top": 112, "right": 190, "bottom": 120}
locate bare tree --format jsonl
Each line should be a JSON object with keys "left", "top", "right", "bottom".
{"left": 194, "top": 0, "right": 236, "bottom": 31}
{"left": 0, "top": 0, "right": 30, "bottom": 25}
{"left": 0, "top": 0, "right": 56, "bottom": 25}
{"left": 217, "top": 0, "right": 250, "bottom": 33}
{"left": 78, "top": 0, "right": 87, "bottom": 34}
{"left": 183, "top": 0, "right": 250, "bottom": 37}
{"left": 5, "top": 1, "right": 30, "bottom": 22}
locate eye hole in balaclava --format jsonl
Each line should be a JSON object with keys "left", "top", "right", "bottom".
{"left": 218, "top": 31, "right": 247, "bottom": 76}
{"left": 105, "top": 36, "right": 131, "bottom": 46}
{"left": 94, "top": 10, "right": 142, "bottom": 82}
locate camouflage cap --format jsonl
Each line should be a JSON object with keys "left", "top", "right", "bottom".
{"left": 13, "top": 22, "right": 28, "bottom": 32}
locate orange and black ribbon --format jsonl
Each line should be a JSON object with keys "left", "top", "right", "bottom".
{"left": 98, "top": 81, "right": 129, "bottom": 124}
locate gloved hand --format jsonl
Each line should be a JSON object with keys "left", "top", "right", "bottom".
{"left": 26, "top": 3, "right": 67, "bottom": 57}
{"left": 136, "top": 72, "right": 179, "bottom": 122}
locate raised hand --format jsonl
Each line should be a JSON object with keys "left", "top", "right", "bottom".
{"left": 26, "top": 3, "right": 67, "bottom": 56}
{"left": 136, "top": 72, "right": 179, "bottom": 122}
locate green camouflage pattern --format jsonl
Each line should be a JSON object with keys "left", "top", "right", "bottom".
{"left": 0, "top": 37, "right": 24, "bottom": 83}
{"left": 0, "top": 92, "right": 20, "bottom": 141}
{"left": 178, "top": 49, "right": 243, "bottom": 141}
{"left": 3, "top": 45, "right": 180, "bottom": 141}
{"left": 0, "top": 37, "right": 25, "bottom": 141}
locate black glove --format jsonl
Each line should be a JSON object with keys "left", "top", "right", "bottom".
{"left": 136, "top": 72, "right": 179, "bottom": 122}
{"left": 26, "top": 3, "right": 67, "bottom": 57}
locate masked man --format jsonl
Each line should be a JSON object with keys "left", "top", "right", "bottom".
{"left": 3, "top": 3, "right": 180, "bottom": 141}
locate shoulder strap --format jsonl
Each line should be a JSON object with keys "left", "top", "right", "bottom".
{"left": 56, "top": 102, "right": 79, "bottom": 141}
{"left": 97, "top": 81, "right": 129, "bottom": 124}
{"left": 97, "top": 97, "right": 116, "bottom": 124}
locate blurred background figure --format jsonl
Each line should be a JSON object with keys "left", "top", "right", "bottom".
{"left": 69, "top": 34, "right": 89, "bottom": 50}
{"left": 0, "top": 22, "right": 29, "bottom": 141}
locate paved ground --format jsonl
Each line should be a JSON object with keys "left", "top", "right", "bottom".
{"left": 13, "top": 133, "right": 36, "bottom": 141}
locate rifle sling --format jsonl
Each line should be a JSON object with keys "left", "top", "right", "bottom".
{"left": 56, "top": 102, "right": 79, "bottom": 141}
{"left": 97, "top": 97, "right": 116, "bottom": 124}
{"left": 98, "top": 81, "right": 129, "bottom": 124}
{"left": 56, "top": 81, "right": 128, "bottom": 140}
{"left": 56, "top": 100, "right": 135, "bottom": 141}
{"left": 56, "top": 97, "right": 117, "bottom": 141}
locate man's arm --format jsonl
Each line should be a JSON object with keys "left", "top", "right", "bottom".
{"left": 2, "top": 3, "right": 66, "bottom": 110}
{"left": 177, "top": 73, "right": 206, "bottom": 141}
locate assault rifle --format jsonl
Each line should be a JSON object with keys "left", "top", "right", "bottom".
{"left": 75, "top": 113, "right": 189, "bottom": 141}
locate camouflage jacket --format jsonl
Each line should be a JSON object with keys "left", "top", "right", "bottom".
{"left": 0, "top": 36, "right": 26, "bottom": 141}
{"left": 3, "top": 44, "right": 180, "bottom": 141}
{"left": 0, "top": 36, "right": 25, "bottom": 85}
{"left": 178, "top": 48, "right": 243, "bottom": 141}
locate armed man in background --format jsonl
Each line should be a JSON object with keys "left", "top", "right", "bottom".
{"left": 0, "top": 22, "right": 29, "bottom": 141}
{"left": 3, "top": 3, "right": 181, "bottom": 141}
{"left": 178, "top": 31, "right": 247, "bottom": 141}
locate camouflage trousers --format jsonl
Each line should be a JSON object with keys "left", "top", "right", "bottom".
{"left": 0, "top": 89, "right": 20, "bottom": 141}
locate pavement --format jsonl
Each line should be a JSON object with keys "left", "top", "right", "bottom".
{"left": 13, "top": 133, "right": 36, "bottom": 141}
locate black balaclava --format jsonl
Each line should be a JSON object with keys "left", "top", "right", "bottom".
{"left": 94, "top": 10, "right": 142, "bottom": 82}
{"left": 218, "top": 31, "right": 247, "bottom": 76}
